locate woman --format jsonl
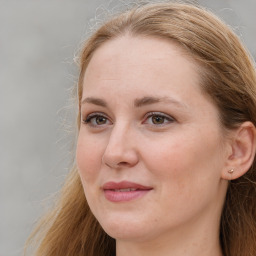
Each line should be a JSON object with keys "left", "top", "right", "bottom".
{"left": 26, "top": 2, "right": 256, "bottom": 256}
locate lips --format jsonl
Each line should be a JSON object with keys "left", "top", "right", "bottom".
{"left": 102, "top": 181, "right": 153, "bottom": 202}
{"left": 103, "top": 181, "right": 152, "bottom": 190}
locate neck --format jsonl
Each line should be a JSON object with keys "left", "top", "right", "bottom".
{"left": 116, "top": 206, "right": 223, "bottom": 256}
{"left": 117, "top": 237, "right": 222, "bottom": 256}
{"left": 116, "top": 227, "right": 223, "bottom": 256}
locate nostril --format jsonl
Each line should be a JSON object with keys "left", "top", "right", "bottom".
{"left": 105, "top": 161, "right": 130, "bottom": 169}
{"left": 102, "top": 147, "right": 139, "bottom": 169}
{"left": 119, "top": 161, "right": 129, "bottom": 166}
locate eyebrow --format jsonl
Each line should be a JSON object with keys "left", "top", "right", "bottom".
{"left": 81, "top": 96, "right": 186, "bottom": 108}
{"left": 81, "top": 97, "right": 107, "bottom": 107}
{"left": 134, "top": 96, "right": 185, "bottom": 108}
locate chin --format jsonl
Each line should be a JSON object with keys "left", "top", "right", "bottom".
{"left": 98, "top": 214, "right": 150, "bottom": 241}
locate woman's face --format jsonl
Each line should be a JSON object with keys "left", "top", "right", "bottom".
{"left": 76, "top": 36, "right": 229, "bottom": 243}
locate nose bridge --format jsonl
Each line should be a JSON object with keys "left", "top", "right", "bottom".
{"left": 108, "top": 122, "right": 129, "bottom": 149}
{"left": 102, "top": 121, "right": 138, "bottom": 168}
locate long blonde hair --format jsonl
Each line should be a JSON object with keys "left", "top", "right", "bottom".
{"left": 26, "top": 2, "right": 256, "bottom": 256}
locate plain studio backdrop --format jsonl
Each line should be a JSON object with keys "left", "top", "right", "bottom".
{"left": 0, "top": 0, "right": 255, "bottom": 255}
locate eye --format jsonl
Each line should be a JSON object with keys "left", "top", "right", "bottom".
{"left": 151, "top": 115, "right": 166, "bottom": 125}
{"left": 144, "top": 112, "right": 175, "bottom": 126}
{"left": 83, "top": 113, "right": 111, "bottom": 127}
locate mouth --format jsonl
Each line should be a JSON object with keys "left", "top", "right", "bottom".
{"left": 112, "top": 188, "right": 137, "bottom": 192}
{"left": 102, "top": 181, "right": 153, "bottom": 202}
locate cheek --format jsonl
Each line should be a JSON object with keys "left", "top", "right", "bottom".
{"left": 142, "top": 130, "right": 223, "bottom": 193}
{"left": 142, "top": 137, "right": 188, "bottom": 178}
{"left": 76, "top": 135, "right": 102, "bottom": 184}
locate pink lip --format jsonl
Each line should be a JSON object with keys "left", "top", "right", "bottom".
{"left": 102, "top": 181, "right": 153, "bottom": 202}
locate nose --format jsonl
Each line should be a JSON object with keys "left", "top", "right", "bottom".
{"left": 102, "top": 123, "right": 139, "bottom": 169}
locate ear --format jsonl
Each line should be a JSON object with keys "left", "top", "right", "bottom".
{"left": 222, "top": 121, "right": 256, "bottom": 180}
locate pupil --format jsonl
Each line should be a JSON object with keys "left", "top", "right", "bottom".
{"left": 96, "top": 116, "right": 106, "bottom": 125}
{"left": 153, "top": 116, "right": 164, "bottom": 124}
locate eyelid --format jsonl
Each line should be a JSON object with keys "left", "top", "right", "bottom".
{"left": 82, "top": 112, "right": 112, "bottom": 127}
{"left": 143, "top": 112, "right": 175, "bottom": 125}
{"left": 83, "top": 112, "right": 108, "bottom": 120}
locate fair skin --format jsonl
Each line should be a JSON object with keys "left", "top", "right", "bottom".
{"left": 76, "top": 35, "right": 255, "bottom": 256}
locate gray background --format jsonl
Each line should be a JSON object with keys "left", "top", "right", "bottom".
{"left": 1, "top": 1, "right": 255, "bottom": 255}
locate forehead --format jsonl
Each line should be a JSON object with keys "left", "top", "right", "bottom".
{"left": 83, "top": 35, "right": 201, "bottom": 94}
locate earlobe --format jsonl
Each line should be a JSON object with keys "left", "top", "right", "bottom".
{"left": 221, "top": 121, "right": 256, "bottom": 180}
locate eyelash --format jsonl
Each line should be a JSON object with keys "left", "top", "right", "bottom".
{"left": 143, "top": 112, "right": 175, "bottom": 126}
{"left": 83, "top": 112, "right": 111, "bottom": 127}
{"left": 82, "top": 112, "right": 175, "bottom": 128}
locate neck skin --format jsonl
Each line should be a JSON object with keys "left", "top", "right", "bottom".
{"left": 116, "top": 184, "right": 226, "bottom": 256}
{"left": 116, "top": 216, "right": 223, "bottom": 256}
